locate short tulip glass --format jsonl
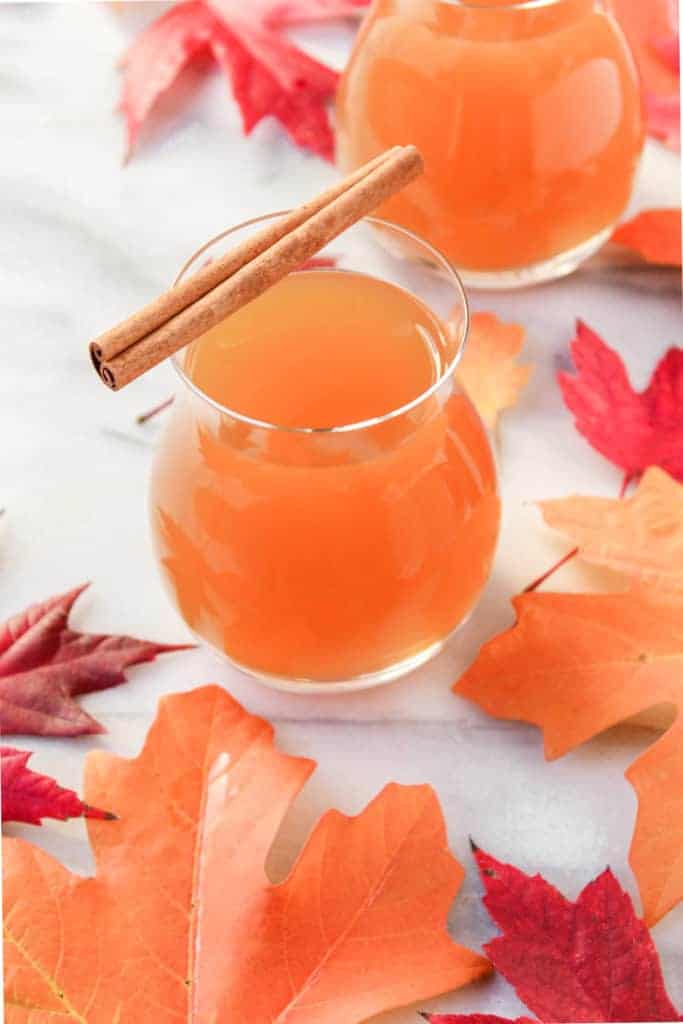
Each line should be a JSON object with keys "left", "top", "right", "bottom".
{"left": 150, "top": 215, "right": 500, "bottom": 691}
{"left": 337, "top": 0, "right": 644, "bottom": 287}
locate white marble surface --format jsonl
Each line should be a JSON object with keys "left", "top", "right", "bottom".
{"left": 1, "top": 3, "right": 682, "bottom": 1019}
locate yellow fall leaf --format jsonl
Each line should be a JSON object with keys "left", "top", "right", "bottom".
{"left": 539, "top": 466, "right": 683, "bottom": 593}
{"left": 456, "top": 312, "right": 533, "bottom": 429}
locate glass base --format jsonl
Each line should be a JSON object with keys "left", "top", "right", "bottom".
{"left": 198, "top": 631, "right": 457, "bottom": 694}
{"left": 457, "top": 226, "right": 614, "bottom": 290}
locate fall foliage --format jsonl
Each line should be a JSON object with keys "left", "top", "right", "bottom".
{"left": 0, "top": 584, "right": 190, "bottom": 737}
{"left": 425, "top": 847, "right": 680, "bottom": 1023}
{"left": 539, "top": 467, "right": 683, "bottom": 594}
{"left": 456, "top": 592, "right": 683, "bottom": 924}
{"left": 456, "top": 312, "right": 533, "bottom": 430}
{"left": 559, "top": 321, "right": 683, "bottom": 485}
{"left": 608, "top": 0, "right": 680, "bottom": 150}
{"left": 3, "top": 687, "right": 489, "bottom": 1022}
{"left": 1, "top": 747, "right": 114, "bottom": 825}
{"left": 119, "top": 0, "right": 369, "bottom": 160}
{"left": 611, "top": 209, "right": 682, "bottom": 267}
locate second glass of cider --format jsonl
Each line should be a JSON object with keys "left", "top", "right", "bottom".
{"left": 337, "top": 0, "right": 644, "bottom": 287}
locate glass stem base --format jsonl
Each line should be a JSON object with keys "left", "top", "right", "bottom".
{"left": 194, "top": 615, "right": 473, "bottom": 693}
{"left": 457, "top": 225, "right": 613, "bottom": 290}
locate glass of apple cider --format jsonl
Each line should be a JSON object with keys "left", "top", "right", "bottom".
{"left": 337, "top": 0, "right": 644, "bottom": 288}
{"left": 149, "top": 214, "right": 500, "bottom": 691}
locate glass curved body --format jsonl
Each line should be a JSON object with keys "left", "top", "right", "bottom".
{"left": 149, "top": 216, "right": 500, "bottom": 691}
{"left": 336, "top": 0, "right": 645, "bottom": 287}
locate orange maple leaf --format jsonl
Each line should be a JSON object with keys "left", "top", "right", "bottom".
{"left": 455, "top": 592, "right": 683, "bottom": 926}
{"left": 3, "top": 687, "right": 488, "bottom": 1022}
{"left": 539, "top": 467, "right": 683, "bottom": 594}
{"left": 610, "top": 209, "right": 682, "bottom": 267}
{"left": 456, "top": 312, "right": 533, "bottom": 429}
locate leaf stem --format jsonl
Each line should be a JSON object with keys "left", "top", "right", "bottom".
{"left": 524, "top": 471, "right": 633, "bottom": 593}
{"left": 136, "top": 396, "right": 174, "bottom": 425}
{"left": 523, "top": 546, "right": 579, "bottom": 593}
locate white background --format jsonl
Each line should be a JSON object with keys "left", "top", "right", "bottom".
{"left": 1, "top": 3, "right": 682, "bottom": 1019}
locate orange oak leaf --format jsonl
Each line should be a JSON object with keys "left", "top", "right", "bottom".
{"left": 1, "top": 747, "right": 114, "bottom": 826}
{"left": 456, "top": 312, "right": 533, "bottom": 430}
{"left": 611, "top": 209, "right": 682, "bottom": 266}
{"left": 455, "top": 592, "right": 683, "bottom": 925}
{"left": 3, "top": 686, "right": 489, "bottom": 1022}
{"left": 539, "top": 467, "right": 683, "bottom": 594}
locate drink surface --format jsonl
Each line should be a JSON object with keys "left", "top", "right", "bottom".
{"left": 336, "top": 0, "right": 644, "bottom": 272}
{"left": 184, "top": 271, "right": 443, "bottom": 428}
{"left": 151, "top": 270, "right": 500, "bottom": 683}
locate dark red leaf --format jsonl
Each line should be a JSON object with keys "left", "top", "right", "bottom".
{"left": 423, "top": 1016, "right": 535, "bottom": 1024}
{"left": 646, "top": 92, "right": 681, "bottom": 150}
{"left": 472, "top": 847, "right": 681, "bottom": 1023}
{"left": 0, "top": 584, "right": 191, "bottom": 737}
{"left": 649, "top": 0, "right": 680, "bottom": 74}
{"left": 559, "top": 320, "right": 683, "bottom": 484}
{"left": 1, "top": 747, "right": 114, "bottom": 825}
{"left": 119, "top": 0, "right": 360, "bottom": 161}
{"left": 650, "top": 32, "right": 680, "bottom": 73}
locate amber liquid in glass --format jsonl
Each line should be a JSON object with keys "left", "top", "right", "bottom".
{"left": 151, "top": 271, "right": 499, "bottom": 682}
{"left": 336, "top": 0, "right": 644, "bottom": 274}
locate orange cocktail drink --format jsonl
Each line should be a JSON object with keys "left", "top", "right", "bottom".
{"left": 337, "top": 0, "right": 644, "bottom": 286}
{"left": 150, "top": 216, "right": 499, "bottom": 689}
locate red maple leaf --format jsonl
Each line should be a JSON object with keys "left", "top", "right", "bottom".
{"left": 646, "top": 91, "right": 681, "bottom": 150}
{"left": 256, "top": 0, "right": 369, "bottom": 22}
{"left": 646, "top": 0, "right": 680, "bottom": 149}
{"left": 425, "top": 1016, "right": 533, "bottom": 1024}
{"left": 559, "top": 320, "right": 683, "bottom": 485}
{"left": 0, "top": 584, "right": 191, "bottom": 737}
{"left": 650, "top": 32, "right": 680, "bottom": 73}
{"left": 424, "top": 847, "right": 680, "bottom": 1024}
{"left": 119, "top": 0, "right": 369, "bottom": 161}
{"left": 649, "top": 0, "right": 680, "bottom": 73}
{"left": 1, "top": 746, "right": 114, "bottom": 825}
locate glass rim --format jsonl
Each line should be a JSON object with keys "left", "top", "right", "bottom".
{"left": 171, "top": 212, "right": 470, "bottom": 436}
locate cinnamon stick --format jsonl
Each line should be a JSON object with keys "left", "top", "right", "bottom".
{"left": 90, "top": 145, "right": 424, "bottom": 391}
